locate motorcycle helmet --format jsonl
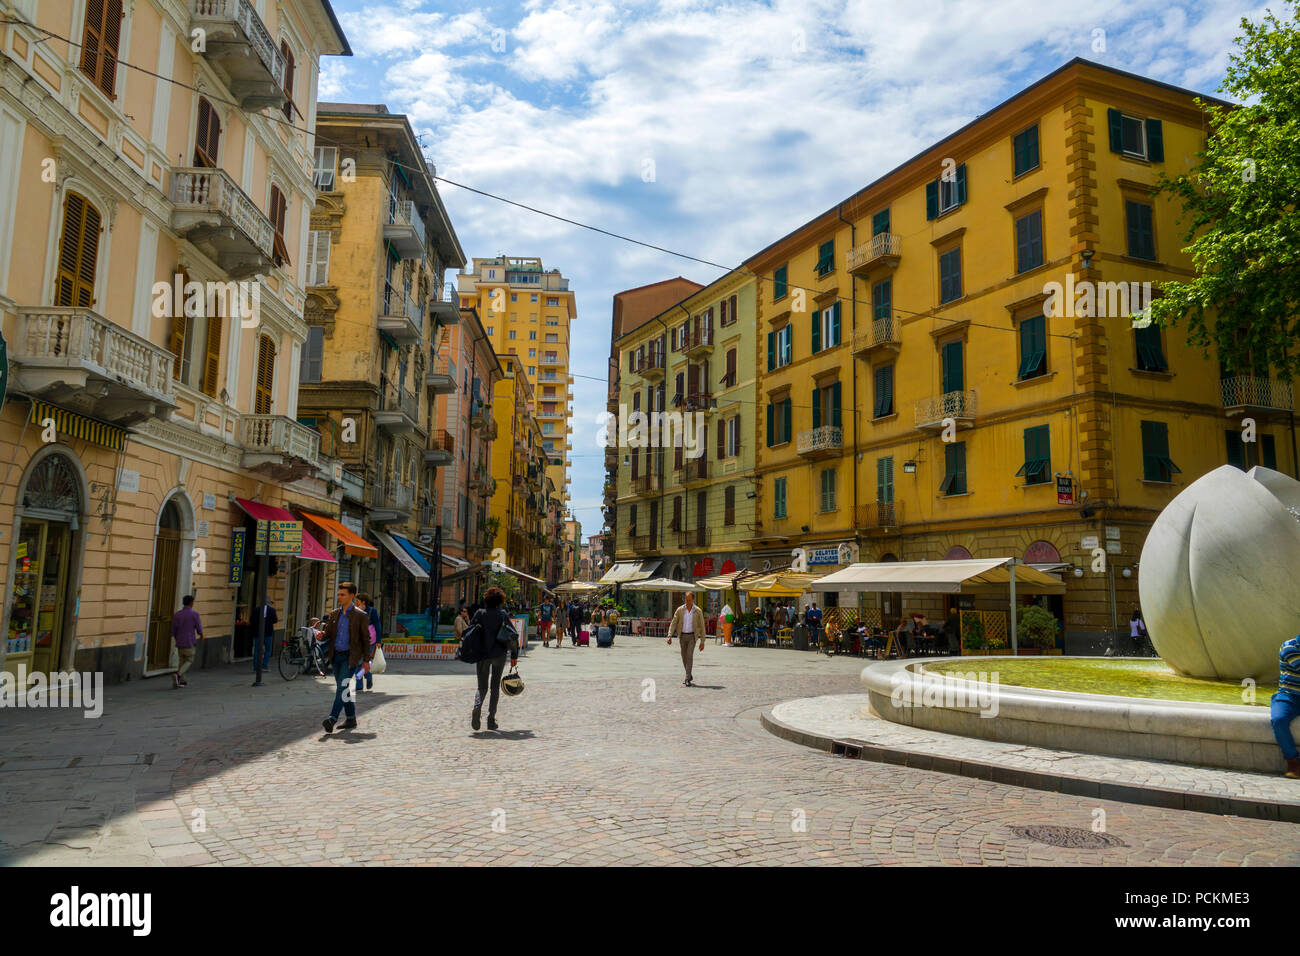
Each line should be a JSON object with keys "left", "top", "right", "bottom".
{"left": 501, "top": 668, "right": 525, "bottom": 697}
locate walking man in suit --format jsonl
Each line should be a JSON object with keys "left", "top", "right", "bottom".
{"left": 667, "top": 591, "right": 706, "bottom": 687}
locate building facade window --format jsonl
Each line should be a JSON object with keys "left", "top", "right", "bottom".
{"left": 1013, "top": 124, "right": 1040, "bottom": 176}
{"left": 940, "top": 441, "right": 967, "bottom": 496}
{"left": 80, "top": 0, "right": 123, "bottom": 98}
{"left": 55, "top": 192, "right": 101, "bottom": 308}
{"left": 1017, "top": 315, "right": 1047, "bottom": 379}
{"left": 873, "top": 364, "right": 894, "bottom": 418}
{"left": 773, "top": 477, "right": 787, "bottom": 519}
{"left": 1135, "top": 323, "right": 1168, "bottom": 371}
{"left": 1141, "top": 420, "right": 1180, "bottom": 482}
{"left": 1125, "top": 200, "right": 1156, "bottom": 260}
{"left": 819, "top": 467, "right": 836, "bottom": 512}
{"left": 1015, "top": 209, "right": 1043, "bottom": 272}
{"left": 938, "top": 248, "right": 962, "bottom": 303}
{"left": 773, "top": 264, "right": 788, "bottom": 301}
{"left": 1018, "top": 424, "right": 1050, "bottom": 484}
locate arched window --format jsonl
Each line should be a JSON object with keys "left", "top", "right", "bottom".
{"left": 22, "top": 454, "right": 81, "bottom": 515}
{"left": 254, "top": 335, "right": 275, "bottom": 414}
{"left": 56, "top": 192, "right": 101, "bottom": 308}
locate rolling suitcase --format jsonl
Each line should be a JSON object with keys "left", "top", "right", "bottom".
{"left": 576, "top": 627, "right": 590, "bottom": 647}
{"left": 596, "top": 626, "right": 614, "bottom": 648}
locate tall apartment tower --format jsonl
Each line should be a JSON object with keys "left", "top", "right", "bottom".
{"left": 458, "top": 257, "right": 576, "bottom": 504}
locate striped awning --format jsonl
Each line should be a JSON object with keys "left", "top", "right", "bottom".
{"left": 29, "top": 401, "right": 125, "bottom": 451}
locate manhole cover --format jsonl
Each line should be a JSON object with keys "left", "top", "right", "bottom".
{"left": 1008, "top": 825, "right": 1127, "bottom": 849}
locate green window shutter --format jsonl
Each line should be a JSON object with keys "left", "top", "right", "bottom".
{"left": 955, "top": 163, "right": 967, "bottom": 205}
{"left": 1127, "top": 202, "right": 1155, "bottom": 260}
{"left": 830, "top": 302, "right": 841, "bottom": 345}
{"left": 1108, "top": 108, "right": 1123, "bottom": 152}
{"left": 872, "top": 210, "right": 890, "bottom": 235}
{"left": 1018, "top": 315, "right": 1046, "bottom": 378}
{"left": 874, "top": 364, "right": 893, "bottom": 418}
{"left": 1145, "top": 118, "right": 1164, "bottom": 162}
{"left": 768, "top": 330, "right": 775, "bottom": 371}
{"left": 873, "top": 280, "right": 891, "bottom": 322}
{"left": 942, "top": 340, "right": 963, "bottom": 393}
{"left": 783, "top": 398, "right": 792, "bottom": 442}
{"left": 782, "top": 327, "right": 792, "bottom": 366}
{"left": 1226, "top": 429, "right": 1245, "bottom": 469}
{"left": 774, "top": 265, "right": 787, "bottom": 300}
{"left": 831, "top": 381, "right": 842, "bottom": 428}
{"left": 766, "top": 403, "right": 774, "bottom": 447}
{"left": 1141, "top": 420, "right": 1157, "bottom": 480}
{"left": 925, "top": 180, "right": 938, "bottom": 220}
{"left": 941, "top": 442, "right": 966, "bottom": 495}
{"left": 1263, "top": 435, "right": 1278, "bottom": 470}
{"left": 811, "top": 309, "right": 821, "bottom": 353}
{"left": 811, "top": 386, "right": 821, "bottom": 429}
{"left": 1135, "top": 324, "right": 1167, "bottom": 371}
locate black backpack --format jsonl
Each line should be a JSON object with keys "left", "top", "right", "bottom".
{"left": 455, "top": 609, "right": 515, "bottom": 663}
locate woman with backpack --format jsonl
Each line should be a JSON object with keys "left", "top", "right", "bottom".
{"left": 458, "top": 587, "right": 519, "bottom": 731}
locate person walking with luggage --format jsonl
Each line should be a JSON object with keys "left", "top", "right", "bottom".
{"left": 463, "top": 587, "right": 519, "bottom": 731}
{"left": 667, "top": 591, "right": 706, "bottom": 687}
{"left": 320, "top": 583, "right": 373, "bottom": 734}
{"left": 170, "top": 594, "right": 203, "bottom": 688}
{"left": 354, "top": 593, "right": 382, "bottom": 694}
{"left": 568, "top": 599, "right": 584, "bottom": 647}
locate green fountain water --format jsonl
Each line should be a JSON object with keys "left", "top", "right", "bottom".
{"left": 924, "top": 658, "right": 1275, "bottom": 707}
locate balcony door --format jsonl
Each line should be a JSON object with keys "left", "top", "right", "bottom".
{"left": 55, "top": 192, "right": 101, "bottom": 309}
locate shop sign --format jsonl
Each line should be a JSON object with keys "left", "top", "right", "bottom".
{"left": 229, "top": 528, "right": 246, "bottom": 585}
{"left": 255, "top": 520, "right": 302, "bottom": 556}
{"left": 1105, "top": 526, "right": 1121, "bottom": 541}
{"left": 719, "top": 559, "right": 736, "bottom": 574}
{"left": 808, "top": 547, "right": 841, "bottom": 565}
{"left": 1056, "top": 475, "right": 1073, "bottom": 505}
{"left": 692, "top": 557, "right": 714, "bottom": 577}
{"left": 1081, "top": 535, "right": 1098, "bottom": 550}
{"left": 116, "top": 469, "right": 140, "bottom": 494}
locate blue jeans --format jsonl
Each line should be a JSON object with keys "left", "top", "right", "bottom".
{"left": 1270, "top": 690, "right": 1300, "bottom": 761}
{"left": 354, "top": 647, "right": 374, "bottom": 691}
{"left": 329, "top": 651, "right": 357, "bottom": 721}
{"left": 253, "top": 630, "right": 275, "bottom": 671}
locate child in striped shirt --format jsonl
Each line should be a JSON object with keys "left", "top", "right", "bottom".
{"left": 1269, "top": 636, "right": 1300, "bottom": 778}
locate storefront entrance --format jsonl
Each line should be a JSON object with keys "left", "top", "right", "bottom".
{"left": 5, "top": 452, "right": 83, "bottom": 683}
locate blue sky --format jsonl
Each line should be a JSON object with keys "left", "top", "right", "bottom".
{"left": 320, "top": 0, "right": 1260, "bottom": 541}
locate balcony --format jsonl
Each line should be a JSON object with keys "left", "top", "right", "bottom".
{"left": 631, "top": 473, "right": 661, "bottom": 497}
{"left": 482, "top": 416, "right": 498, "bottom": 441}
{"left": 539, "top": 354, "right": 565, "bottom": 368}
{"left": 370, "top": 479, "right": 413, "bottom": 524}
{"left": 10, "top": 307, "right": 177, "bottom": 426}
{"left": 425, "top": 355, "right": 456, "bottom": 394}
{"left": 797, "top": 425, "right": 843, "bottom": 459}
{"left": 846, "top": 232, "right": 902, "bottom": 275}
{"left": 851, "top": 315, "right": 901, "bottom": 358}
{"left": 383, "top": 199, "right": 426, "bottom": 260}
{"left": 682, "top": 328, "right": 713, "bottom": 356}
{"left": 423, "top": 429, "right": 454, "bottom": 466}
{"left": 431, "top": 285, "right": 460, "bottom": 326}
{"left": 378, "top": 282, "right": 422, "bottom": 345}
{"left": 1221, "top": 376, "right": 1294, "bottom": 417}
{"left": 376, "top": 384, "right": 419, "bottom": 435}
{"left": 189, "top": 0, "right": 286, "bottom": 110}
{"left": 539, "top": 371, "right": 563, "bottom": 383}
{"left": 915, "top": 390, "right": 977, "bottom": 431}
{"left": 631, "top": 353, "right": 666, "bottom": 380}
{"left": 678, "top": 528, "right": 709, "bottom": 549}
{"left": 240, "top": 415, "right": 319, "bottom": 481}
{"left": 169, "top": 167, "right": 274, "bottom": 278}
{"left": 340, "top": 469, "right": 365, "bottom": 504}
{"left": 854, "top": 501, "right": 904, "bottom": 533}
{"left": 683, "top": 391, "right": 713, "bottom": 413}
{"left": 631, "top": 534, "right": 657, "bottom": 554}
{"left": 536, "top": 407, "right": 564, "bottom": 421}
{"left": 683, "top": 457, "right": 709, "bottom": 484}
{"left": 469, "top": 399, "right": 491, "bottom": 430}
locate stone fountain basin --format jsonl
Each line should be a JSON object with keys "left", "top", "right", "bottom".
{"left": 861, "top": 656, "right": 1296, "bottom": 774}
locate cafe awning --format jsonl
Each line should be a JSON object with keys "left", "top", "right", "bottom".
{"left": 622, "top": 577, "right": 700, "bottom": 592}
{"left": 299, "top": 510, "right": 378, "bottom": 558}
{"left": 696, "top": 567, "right": 770, "bottom": 591}
{"left": 298, "top": 529, "right": 336, "bottom": 562}
{"left": 233, "top": 497, "right": 293, "bottom": 522}
{"left": 371, "top": 530, "right": 430, "bottom": 581}
{"left": 391, "top": 533, "right": 432, "bottom": 576}
{"left": 554, "top": 580, "right": 604, "bottom": 595}
{"left": 809, "top": 558, "right": 1065, "bottom": 595}
{"left": 738, "top": 571, "right": 821, "bottom": 594}
{"left": 597, "top": 559, "right": 660, "bottom": 584}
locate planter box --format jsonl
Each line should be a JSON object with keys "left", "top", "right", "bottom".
{"left": 961, "top": 648, "right": 1012, "bottom": 656}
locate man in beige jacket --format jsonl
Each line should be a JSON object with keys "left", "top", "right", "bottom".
{"left": 667, "top": 591, "right": 707, "bottom": 686}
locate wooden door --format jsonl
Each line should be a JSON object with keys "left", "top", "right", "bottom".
{"left": 147, "top": 535, "right": 180, "bottom": 671}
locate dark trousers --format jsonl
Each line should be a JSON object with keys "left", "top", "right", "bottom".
{"left": 253, "top": 630, "right": 275, "bottom": 670}
{"left": 330, "top": 651, "right": 357, "bottom": 720}
{"left": 475, "top": 654, "right": 506, "bottom": 717}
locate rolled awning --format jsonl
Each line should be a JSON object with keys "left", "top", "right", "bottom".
{"left": 390, "top": 533, "right": 432, "bottom": 575}
{"left": 597, "top": 559, "right": 660, "bottom": 584}
{"left": 371, "top": 530, "right": 430, "bottom": 581}
{"left": 299, "top": 510, "right": 378, "bottom": 558}
{"left": 809, "top": 558, "right": 1065, "bottom": 595}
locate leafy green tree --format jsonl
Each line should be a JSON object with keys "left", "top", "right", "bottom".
{"left": 1149, "top": 2, "right": 1300, "bottom": 380}
{"left": 488, "top": 570, "right": 519, "bottom": 603}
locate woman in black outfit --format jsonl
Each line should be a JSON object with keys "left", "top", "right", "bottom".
{"left": 469, "top": 588, "right": 519, "bottom": 731}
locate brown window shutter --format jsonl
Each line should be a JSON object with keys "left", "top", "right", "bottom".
{"left": 724, "top": 486, "right": 735, "bottom": 525}
{"left": 56, "top": 193, "right": 100, "bottom": 308}
{"left": 194, "top": 98, "right": 221, "bottom": 167}
{"left": 729, "top": 295, "right": 737, "bottom": 324}
{"left": 201, "top": 313, "right": 223, "bottom": 397}
{"left": 671, "top": 496, "right": 681, "bottom": 531}
{"left": 169, "top": 269, "right": 188, "bottom": 378}
{"left": 716, "top": 417, "right": 725, "bottom": 459}
{"left": 280, "top": 41, "right": 296, "bottom": 120}
{"left": 697, "top": 491, "right": 706, "bottom": 530}
{"left": 687, "top": 362, "right": 699, "bottom": 397}
{"left": 726, "top": 348, "right": 736, "bottom": 385}
{"left": 270, "top": 186, "right": 290, "bottom": 265}
{"left": 255, "top": 335, "right": 275, "bottom": 414}
{"left": 80, "top": 0, "right": 104, "bottom": 83}
{"left": 100, "top": 0, "right": 122, "bottom": 97}
{"left": 674, "top": 441, "right": 683, "bottom": 471}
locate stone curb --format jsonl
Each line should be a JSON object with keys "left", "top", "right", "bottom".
{"left": 759, "top": 706, "right": 1300, "bottom": 824}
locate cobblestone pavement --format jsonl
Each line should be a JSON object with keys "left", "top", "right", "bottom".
{"left": 2, "top": 637, "right": 1299, "bottom": 866}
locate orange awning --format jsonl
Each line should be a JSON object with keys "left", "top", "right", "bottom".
{"left": 299, "top": 510, "right": 379, "bottom": 558}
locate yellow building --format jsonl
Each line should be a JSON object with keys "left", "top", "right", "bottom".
{"left": 611, "top": 272, "right": 758, "bottom": 615}
{"left": 488, "top": 354, "right": 550, "bottom": 579}
{"left": 457, "top": 257, "right": 576, "bottom": 505}
{"left": 746, "top": 58, "right": 1295, "bottom": 648}
{"left": 297, "top": 103, "right": 465, "bottom": 632}
{"left": 0, "top": 0, "right": 350, "bottom": 682}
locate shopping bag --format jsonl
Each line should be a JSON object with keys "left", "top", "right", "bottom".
{"left": 370, "top": 646, "right": 387, "bottom": 674}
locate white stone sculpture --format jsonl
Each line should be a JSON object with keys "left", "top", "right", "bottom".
{"left": 1139, "top": 465, "right": 1300, "bottom": 680}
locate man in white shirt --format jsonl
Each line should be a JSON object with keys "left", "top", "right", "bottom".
{"left": 667, "top": 591, "right": 706, "bottom": 686}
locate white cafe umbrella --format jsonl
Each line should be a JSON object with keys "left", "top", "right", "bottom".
{"left": 621, "top": 577, "right": 702, "bottom": 592}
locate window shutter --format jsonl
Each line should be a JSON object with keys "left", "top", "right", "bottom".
{"left": 1144, "top": 118, "right": 1163, "bottom": 162}
{"left": 729, "top": 295, "right": 737, "bottom": 324}
{"left": 255, "top": 335, "right": 275, "bottom": 414}
{"left": 811, "top": 309, "right": 821, "bottom": 353}
{"left": 674, "top": 442, "right": 683, "bottom": 471}
{"left": 1108, "top": 108, "right": 1123, "bottom": 153}
{"left": 1225, "top": 430, "right": 1245, "bottom": 469}
{"left": 955, "top": 163, "right": 967, "bottom": 205}
{"left": 766, "top": 403, "right": 774, "bottom": 447}
{"left": 281, "top": 41, "right": 296, "bottom": 119}
{"left": 80, "top": 0, "right": 104, "bottom": 86}
{"left": 731, "top": 416, "right": 740, "bottom": 455}
{"left": 1263, "top": 435, "right": 1278, "bottom": 470}
{"left": 726, "top": 348, "right": 736, "bottom": 386}
{"left": 811, "top": 387, "right": 821, "bottom": 429}
{"left": 874, "top": 366, "right": 886, "bottom": 417}
{"left": 81, "top": 0, "right": 122, "bottom": 98}
{"left": 767, "top": 330, "right": 775, "bottom": 371}
{"left": 782, "top": 327, "right": 792, "bottom": 366}
{"left": 194, "top": 98, "right": 220, "bottom": 167}
{"left": 783, "top": 398, "right": 792, "bottom": 441}
{"left": 925, "top": 180, "right": 938, "bottom": 220}
{"left": 169, "top": 269, "right": 188, "bottom": 379}
{"left": 831, "top": 301, "right": 841, "bottom": 345}
{"left": 200, "top": 313, "right": 223, "bottom": 397}
{"left": 687, "top": 363, "right": 699, "bottom": 398}
{"left": 717, "top": 417, "right": 726, "bottom": 459}
{"left": 942, "top": 340, "right": 963, "bottom": 393}
{"left": 56, "top": 193, "right": 100, "bottom": 308}
{"left": 831, "top": 381, "right": 841, "bottom": 428}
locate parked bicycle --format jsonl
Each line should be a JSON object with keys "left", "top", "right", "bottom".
{"left": 278, "top": 623, "right": 330, "bottom": 680}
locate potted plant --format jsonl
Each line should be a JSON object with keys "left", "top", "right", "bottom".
{"left": 1017, "top": 604, "right": 1059, "bottom": 655}
{"left": 960, "top": 612, "right": 987, "bottom": 654}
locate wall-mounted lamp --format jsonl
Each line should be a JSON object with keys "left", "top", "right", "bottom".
{"left": 1073, "top": 567, "right": 1085, "bottom": 578}
{"left": 801, "top": 525, "right": 811, "bottom": 534}
{"left": 903, "top": 461, "right": 917, "bottom": 474}
{"left": 1121, "top": 567, "right": 1133, "bottom": 579}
